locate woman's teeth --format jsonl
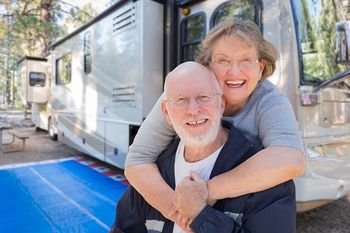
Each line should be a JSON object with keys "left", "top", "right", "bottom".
{"left": 225, "top": 80, "right": 245, "bottom": 87}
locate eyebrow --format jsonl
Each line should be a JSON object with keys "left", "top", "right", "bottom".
{"left": 212, "top": 54, "right": 257, "bottom": 59}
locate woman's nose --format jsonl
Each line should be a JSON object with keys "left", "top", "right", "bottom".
{"left": 227, "top": 63, "right": 241, "bottom": 74}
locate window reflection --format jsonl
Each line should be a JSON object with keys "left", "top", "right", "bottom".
{"left": 180, "top": 13, "right": 205, "bottom": 62}
{"left": 84, "top": 31, "right": 92, "bottom": 74}
{"left": 292, "top": 0, "right": 350, "bottom": 83}
{"left": 56, "top": 53, "right": 72, "bottom": 85}
{"left": 180, "top": 1, "right": 259, "bottom": 62}
{"left": 184, "top": 15, "right": 204, "bottom": 42}
{"left": 211, "top": 0, "right": 256, "bottom": 27}
{"left": 29, "top": 72, "right": 46, "bottom": 87}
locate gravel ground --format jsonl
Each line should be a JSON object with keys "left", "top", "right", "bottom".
{"left": 0, "top": 112, "right": 86, "bottom": 166}
{"left": 297, "top": 196, "right": 350, "bottom": 233}
{"left": 1, "top": 112, "right": 349, "bottom": 232}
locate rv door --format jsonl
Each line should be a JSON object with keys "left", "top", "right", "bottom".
{"left": 292, "top": 0, "right": 350, "bottom": 209}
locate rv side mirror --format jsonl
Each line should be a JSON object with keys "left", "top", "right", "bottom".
{"left": 335, "top": 21, "right": 350, "bottom": 64}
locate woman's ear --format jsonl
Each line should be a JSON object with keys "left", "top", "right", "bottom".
{"left": 258, "top": 59, "right": 265, "bottom": 77}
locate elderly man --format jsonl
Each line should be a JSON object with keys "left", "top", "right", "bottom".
{"left": 111, "top": 62, "right": 296, "bottom": 233}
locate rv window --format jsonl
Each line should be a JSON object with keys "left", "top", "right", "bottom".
{"left": 56, "top": 53, "right": 72, "bottom": 85}
{"left": 180, "top": 12, "right": 206, "bottom": 62}
{"left": 292, "top": 1, "right": 350, "bottom": 84}
{"left": 210, "top": 0, "right": 258, "bottom": 28}
{"left": 84, "top": 31, "right": 92, "bottom": 74}
{"left": 29, "top": 72, "right": 46, "bottom": 87}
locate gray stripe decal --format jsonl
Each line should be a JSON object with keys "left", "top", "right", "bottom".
{"left": 145, "top": 219, "right": 164, "bottom": 232}
{"left": 224, "top": 211, "right": 243, "bottom": 226}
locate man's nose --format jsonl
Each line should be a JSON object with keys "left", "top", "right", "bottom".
{"left": 186, "top": 97, "right": 201, "bottom": 114}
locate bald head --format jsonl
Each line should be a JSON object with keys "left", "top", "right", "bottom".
{"left": 161, "top": 61, "right": 227, "bottom": 155}
{"left": 163, "top": 61, "right": 222, "bottom": 99}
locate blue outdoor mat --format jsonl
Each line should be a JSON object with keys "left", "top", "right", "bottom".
{"left": 0, "top": 159, "right": 128, "bottom": 233}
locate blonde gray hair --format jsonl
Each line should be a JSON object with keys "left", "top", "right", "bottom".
{"left": 196, "top": 18, "right": 278, "bottom": 80}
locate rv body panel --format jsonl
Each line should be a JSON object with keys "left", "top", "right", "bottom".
{"left": 48, "top": 0, "right": 163, "bottom": 168}
{"left": 17, "top": 57, "right": 51, "bottom": 130}
{"left": 17, "top": 57, "right": 50, "bottom": 104}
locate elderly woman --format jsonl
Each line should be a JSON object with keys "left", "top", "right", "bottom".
{"left": 124, "top": 19, "right": 306, "bottom": 228}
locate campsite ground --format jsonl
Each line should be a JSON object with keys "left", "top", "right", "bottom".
{"left": 0, "top": 111, "right": 86, "bottom": 166}
{"left": 1, "top": 112, "right": 349, "bottom": 233}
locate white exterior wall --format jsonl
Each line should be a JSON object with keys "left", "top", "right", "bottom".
{"left": 48, "top": 0, "right": 163, "bottom": 168}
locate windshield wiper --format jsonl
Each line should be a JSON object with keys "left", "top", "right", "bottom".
{"left": 313, "top": 69, "right": 350, "bottom": 93}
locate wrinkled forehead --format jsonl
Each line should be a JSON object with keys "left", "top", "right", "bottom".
{"left": 166, "top": 71, "right": 217, "bottom": 97}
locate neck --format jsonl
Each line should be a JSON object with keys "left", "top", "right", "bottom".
{"left": 224, "top": 103, "right": 242, "bottom": 116}
{"left": 184, "top": 127, "right": 228, "bottom": 163}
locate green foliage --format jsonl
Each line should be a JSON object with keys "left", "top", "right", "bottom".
{"left": 64, "top": 3, "right": 96, "bottom": 30}
{"left": 0, "top": 0, "right": 97, "bottom": 108}
{"left": 299, "top": 0, "right": 348, "bottom": 82}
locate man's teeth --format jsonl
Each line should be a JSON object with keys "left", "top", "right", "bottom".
{"left": 187, "top": 119, "right": 206, "bottom": 125}
{"left": 226, "top": 80, "right": 245, "bottom": 85}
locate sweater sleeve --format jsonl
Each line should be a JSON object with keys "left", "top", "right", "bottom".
{"left": 257, "top": 93, "right": 305, "bottom": 154}
{"left": 190, "top": 205, "right": 245, "bottom": 233}
{"left": 125, "top": 94, "right": 176, "bottom": 167}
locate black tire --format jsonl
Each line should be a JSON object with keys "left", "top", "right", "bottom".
{"left": 48, "top": 118, "right": 58, "bottom": 141}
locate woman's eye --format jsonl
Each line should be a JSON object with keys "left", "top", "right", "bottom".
{"left": 218, "top": 59, "right": 231, "bottom": 66}
{"left": 241, "top": 59, "right": 252, "bottom": 64}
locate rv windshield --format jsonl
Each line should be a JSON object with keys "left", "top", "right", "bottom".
{"left": 292, "top": 0, "right": 350, "bottom": 84}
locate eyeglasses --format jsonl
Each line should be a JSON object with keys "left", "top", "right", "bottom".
{"left": 165, "top": 93, "right": 221, "bottom": 109}
{"left": 211, "top": 57, "right": 259, "bottom": 72}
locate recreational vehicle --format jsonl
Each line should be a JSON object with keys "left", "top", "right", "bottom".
{"left": 19, "top": 0, "right": 350, "bottom": 211}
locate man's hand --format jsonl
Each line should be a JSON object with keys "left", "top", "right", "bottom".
{"left": 173, "top": 171, "right": 208, "bottom": 219}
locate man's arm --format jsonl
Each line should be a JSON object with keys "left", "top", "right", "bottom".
{"left": 207, "top": 146, "right": 305, "bottom": 202}
{"left": 112, "top": 187, "right": 149, "bottom": 233}
{"left": 190, "top": 205, "right": 244, "bottom": 233}
{"left": 124, "top": 164, "right": 192, "bottom": 231}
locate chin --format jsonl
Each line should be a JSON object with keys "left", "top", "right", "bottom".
{"left": 181, "top": 129, "right": 219, "bottom": 147}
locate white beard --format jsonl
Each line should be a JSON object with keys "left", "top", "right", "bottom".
{"left": 169, "top": 112, "right": 221, "bottom": 148}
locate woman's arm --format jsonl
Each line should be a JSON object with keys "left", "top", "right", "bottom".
{"left": 124, "top": 95, "right": 183, "bottom": 220}
{"left": 125, "top": 164, "right": 174, "bottom": 217}
{"left": 125, "top": 95, "right": 175, "bottom": 167}
{"left": 207, "top": 85, "right": 306, "bottom": 201}
{"left": 207, "top": 146, "right": 306, "bottom": 201}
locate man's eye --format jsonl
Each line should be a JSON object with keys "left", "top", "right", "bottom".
{"left": 175, "top": 97, "right": 187, "bottom": 104}
{"left": 197, "top": 95, "right": 211, "bottom": 102}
